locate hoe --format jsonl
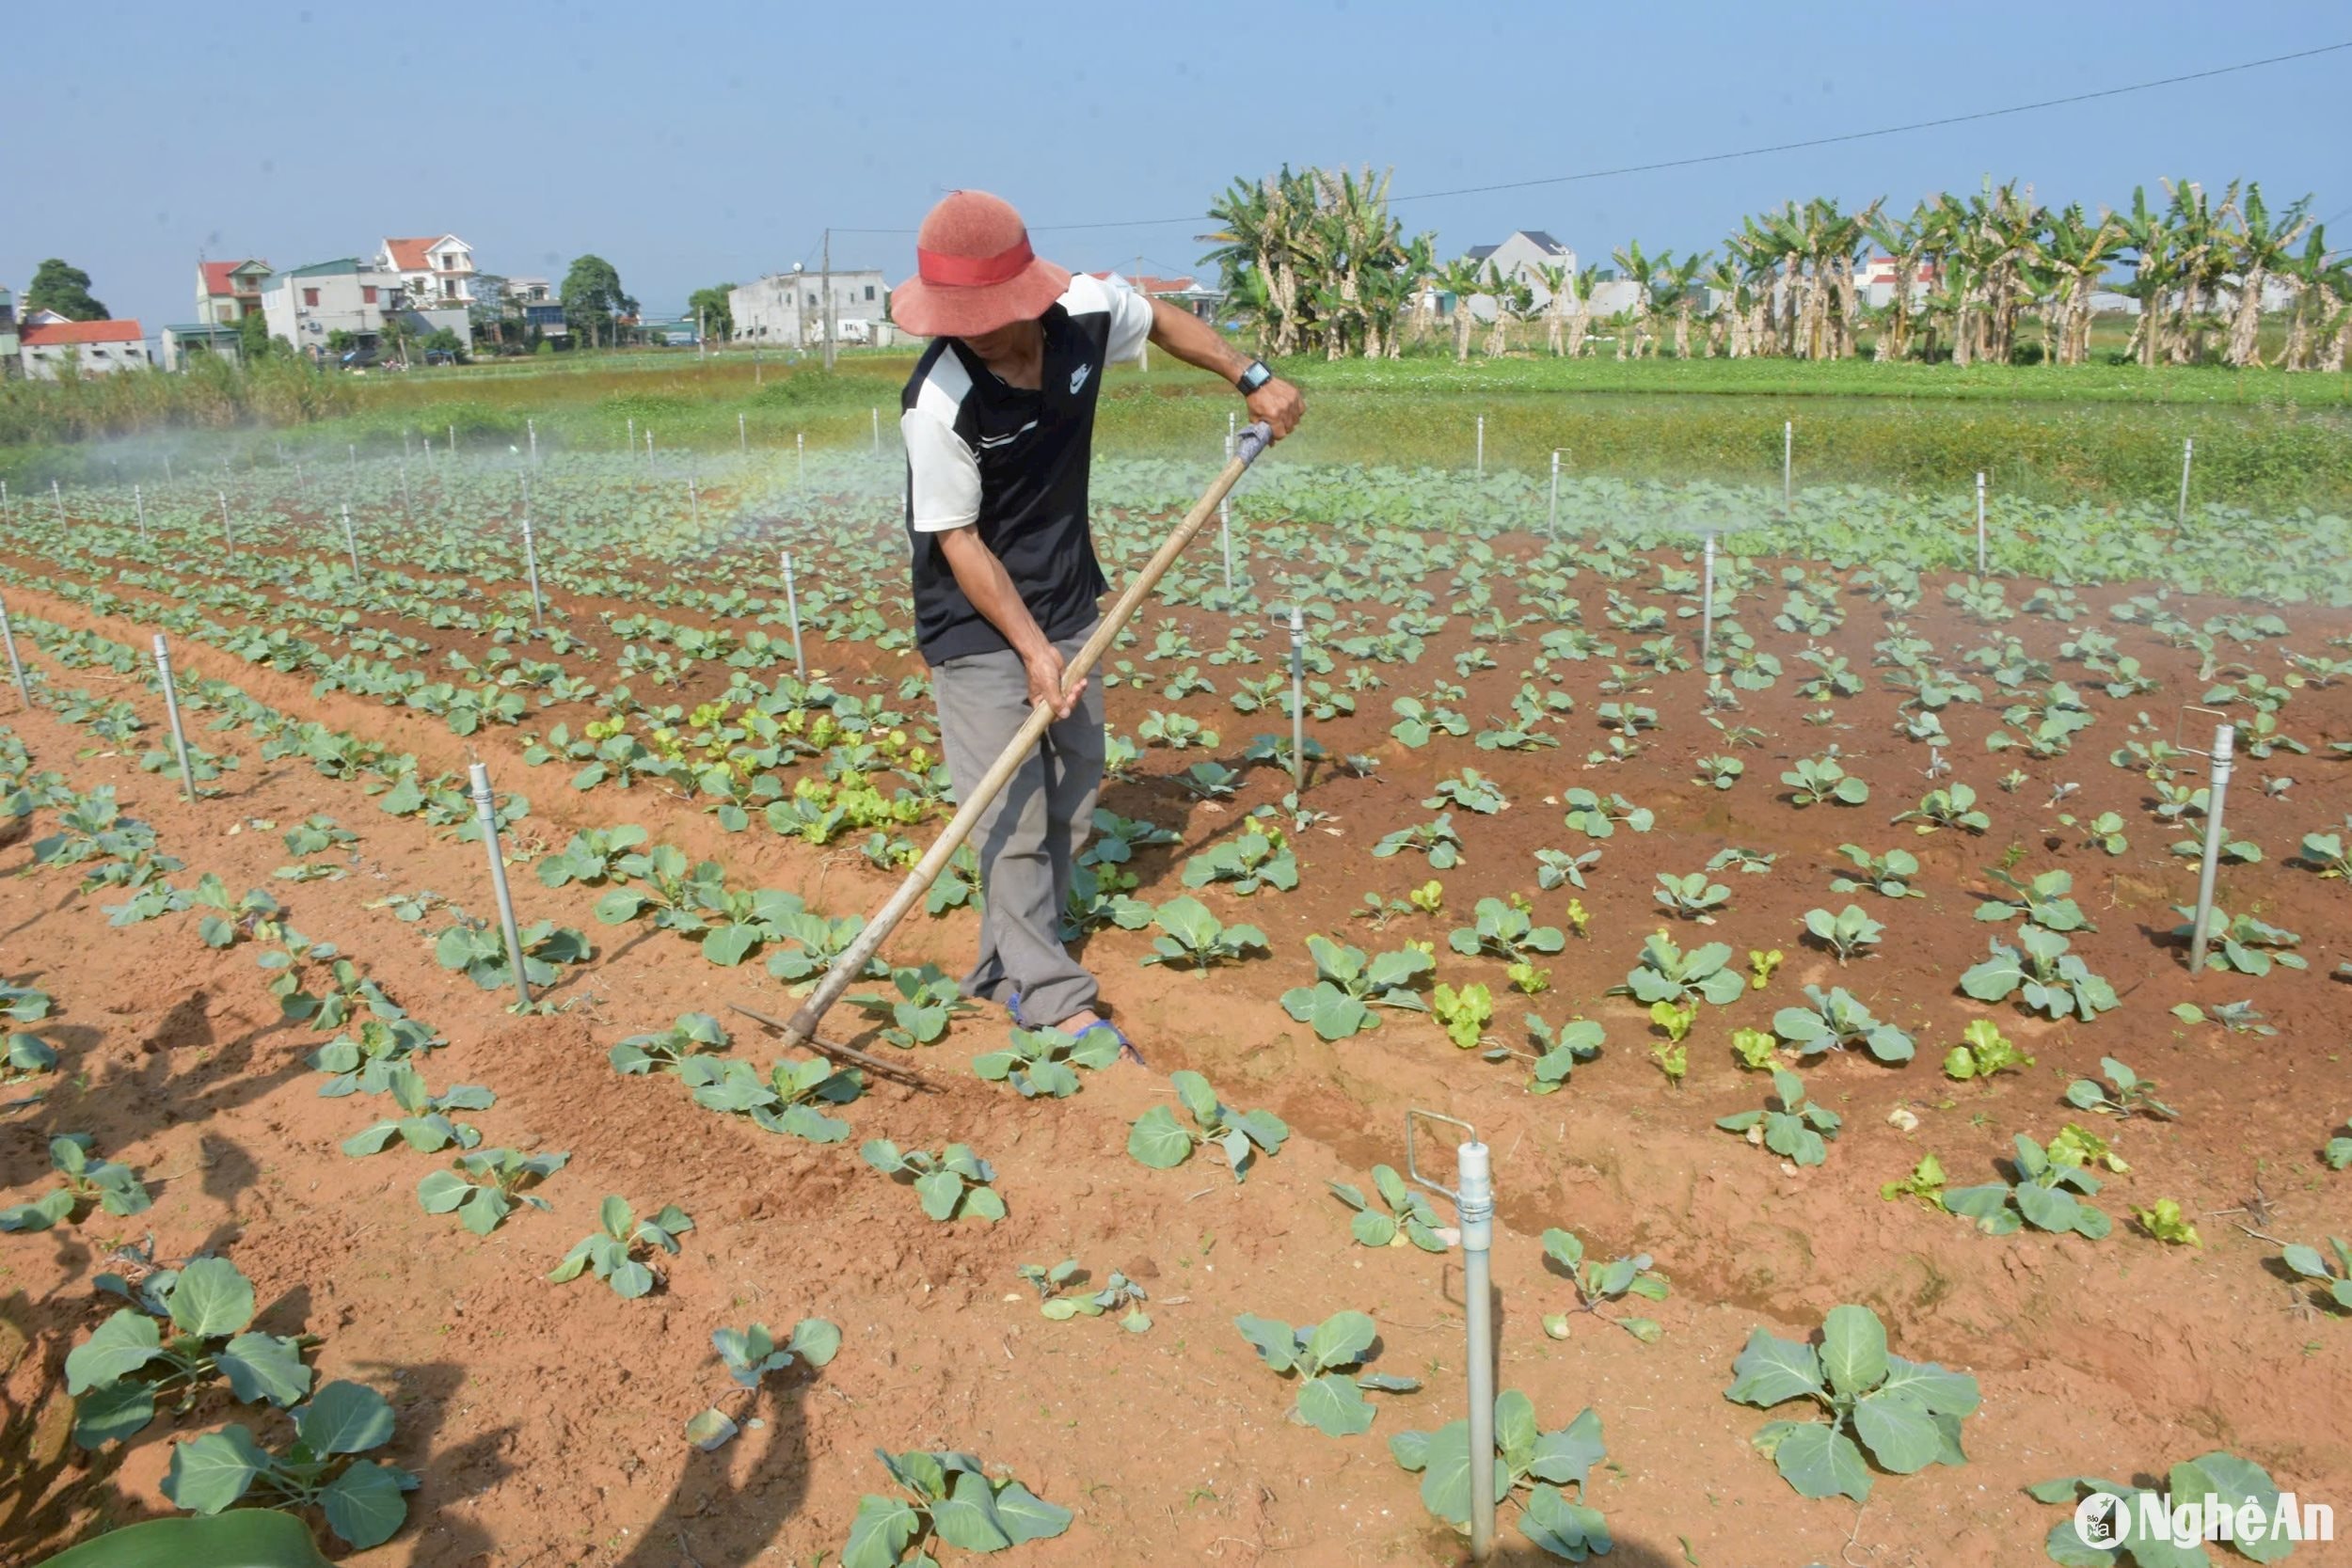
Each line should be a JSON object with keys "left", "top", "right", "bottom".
{"left": 738, "top": 420, "right": 1277, "bottom": 1074}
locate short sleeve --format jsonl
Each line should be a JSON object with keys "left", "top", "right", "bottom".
{"left": 901, "top": 406, "right": 981, "bottom": 532}
{"left": 1103, "top": 277, "right": 1154, "bottom": 364}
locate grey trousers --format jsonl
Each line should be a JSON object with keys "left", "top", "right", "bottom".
{"left": 930, "top": 625, "right": 1106, "bottom": 1027}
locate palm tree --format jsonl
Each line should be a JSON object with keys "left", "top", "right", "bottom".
{"left": 1659, "top": 250, "right": 1708, "bottom": 358}
{"left": 2161, "top": 178, "right": 2233, "bottom": 365}
{"left": 2036, "top": 204, "right": 2124, "bottom": 366}
{"left": 1435, "top": 257, "right": 1486, "bottom": 363}
{"left": 1534, "top": 262, "right": 1571, "bottom": 356}
{"left": 1700, "top": 254, "right": 1743, "bottom": 356}
{"left": 1864, "top": 203, "right": 1930, "bottom": 362}
{"left": 2222, "top": 183, "right": 2310, "bottom": 368}
{"left": 1565, "top": 263, "right": 1601, "bottom": 357}
{"left": 2276, "top": 224, "right": 2343, "bottom": 371}
{"left": 1482, "top": 263, "right": 1533, "bottom": 357}
{"left": 2116, "top": 184, "right": 2176, "bottom": 369}
{"left": 1609, "top": 241, "right": 1656, "bottom": 359}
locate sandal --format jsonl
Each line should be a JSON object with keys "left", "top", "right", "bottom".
{"left": 1009, "top": 991, "right": 1144, "bottom": 1066}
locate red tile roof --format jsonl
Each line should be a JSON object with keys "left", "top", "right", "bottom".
{"left": 24, "top": 319, "right": 145, "bottom": 345}
{"left": 384, "top": 237, "right": 442, "bottom": 272}
{"left": 199, "top": 260, "right": 267, "bottom": 297}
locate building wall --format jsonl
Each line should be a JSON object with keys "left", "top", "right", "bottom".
{"left": 23, "top": 340, "right": 151, "bottom": 379}
{"left": 728, "top": 270, "right": 888, "bottom": 344}
{"left": 263, "top": 267, "right": 415, "bottom": 352}
{"left": 1463, "top": 234, "right": 1579, "bottom": 322}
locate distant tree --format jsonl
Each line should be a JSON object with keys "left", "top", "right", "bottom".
{"left": 421, "top": 326, "right": 464, "bottom": 360}
{"left": 235, "top": 309, "right": 279, "bottom": 361}
{"left": 326, "top": 328, "right": 357, "bottom": 354}
{"left": 562, "top": 255, "right": 637, "bottom": 349}
{"left": 469, "top": 272, "right": 517, "bottom": 348}
{"left": 688, "top": 283, "right": 736, "bottom": 341}
{"left": 26, "top": 258, "right": 108, "bottom": 321}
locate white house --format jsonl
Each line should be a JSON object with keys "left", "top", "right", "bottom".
{"left": 1858, "top": 257, "right": 1937, "bottom": 309}
{"left": 197, "top": 259, "right": 273, "bottom": 325}
{"left": 1460, "top": 230, "right": 1579, "bottom": 321}
{"left": 18, "top": 312, "right": 151, "bottom": 379}
{"left": 729, "top": 267, "right": 889, "bottom": 347}
{"left": 1086, "top": 270, "right": 1225, "bottom": 320}
{"left": 379, "top": 235, "right": 477, "bottom": 306}
{"left": 261, "top": 259, "right": 472, "bottom": 360}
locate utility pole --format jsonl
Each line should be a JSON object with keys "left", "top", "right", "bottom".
{"left": 819, "top": 230, "right": 837, "bottom": 372}
{"left": 697, "top": 306, "right": 707, "bottom": 360}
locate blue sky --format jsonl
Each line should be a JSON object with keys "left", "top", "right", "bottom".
{"left": 11, "top": 1, "right": 2345, "bottom": 331}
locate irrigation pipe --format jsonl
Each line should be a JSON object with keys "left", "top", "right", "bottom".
{"left": 761, "top": 420, "right": 1276, "bottom": 1053}
{"left": 468, "top": 763, "right": 533, "bottom": 1007}
{"left": 1700, "top": 531, "right": 1719, "bottom": 666}
{"left": 1, "top": 597, "right": 32, "bottom": 711}
{"left": 152, "top": 636, "right": 198, "bottom": 805}
{"left": 2185, "top": 721, "right": 2236, "bottom": 974}
{"left": 1408, "top": 1109, "right": 1496, "bottom": 1563}
{"left": 2178, "top": 437, "right": 2194, "bottom": 525}
{"left": 340, "top": 504, "right": 361, "bottom": 578}
{"left": 135, "top": 485, "right": 148, "bottom": 544}
{"left": 1286, "top": 605, "right": 1308, "bottom": 797}
{"left": 1975, "top": 472, "right": 1988, "bottom": 574}
{"left": 781, "top": 552, "right": 806, "bottom": 680}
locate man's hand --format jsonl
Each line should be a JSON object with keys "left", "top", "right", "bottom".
{"left": 1248, "top": 375, "right": 1304, "bottom": 441}
{"left": 1144, "top": 298, "right": 1304, "bottom": 440}
{"left": 1024, "top": 643, "right": 1084, "bottom": 720}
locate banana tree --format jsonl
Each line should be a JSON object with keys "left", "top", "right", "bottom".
{"left": 2222, "top": 182, "right": 2310, "bottom": 368}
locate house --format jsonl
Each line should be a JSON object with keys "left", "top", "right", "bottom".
{"left": 261, "top": 259, "right": 473, "bottom": 361}
{"left": 161, "top": 322, "right": 245, "bottom": 371}
{"left": 197, "top": 259, "right": 272, "bottom": 325}
{"left": 0, "top": 288, "right": 17, "bottom": 380}
{"left": 1085, "top": 271, "right": 1225, "bottom": 321}
{"left": 1459, "top": 230, "right": 1579, "bottom": 321}
{"left": 379, "top": 235, "right": 478, "bottom": 306}
{"left": 1858, "top": 257, "right": 1937, "bottom": 309}
{"left": 19, "top": 313, "right": 151, "bottom": 379}
{"left": 728, "top": 267, "right": 889, "bottom": 347}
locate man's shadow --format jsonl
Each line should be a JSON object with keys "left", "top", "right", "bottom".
{"left": 609, "top": 1365, "right": 818, "bottom": 1568}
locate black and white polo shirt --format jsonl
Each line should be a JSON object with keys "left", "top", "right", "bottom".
{"left": 900, "top": 273, "right": 1153, "bottom": 665}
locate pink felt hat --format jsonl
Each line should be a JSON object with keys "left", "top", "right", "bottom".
{"left": 891, "top": 190, "right": 1071, "bottom": 339}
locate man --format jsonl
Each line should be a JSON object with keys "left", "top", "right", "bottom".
{"left": 892, "top": 189, "right": 1303, "bottom": 1055}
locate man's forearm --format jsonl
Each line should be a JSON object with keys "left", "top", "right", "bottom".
{"left": 936, "top": 527, "right": 1051, "bottom": 659}
{"left": 1146, "top": 297, "right": 1304, "bottom": 439}
{"left": 1146, "top": 297, "right": 1251, "bottom": 383}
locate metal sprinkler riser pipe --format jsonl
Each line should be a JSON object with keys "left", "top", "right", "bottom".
{"left": 153, "top": 635, "right": 198, "bottom": 804}
{"left": 1, "top": 598, "right": 32, "bottom": 710}
{"left": 468, "top": 762, "right": 534, "bottom": 1006}
{"left": 2187, "top": 722, "right": 2236, "bottom": 973}
{"left": 781, "top": 552, "right": 805, "bottom": 680}
{"left": 1287, "top": 605, "right": 1306, "bottom": 795}
{"left": 1701, "top": 532, "right": 1718, "bottom": 666}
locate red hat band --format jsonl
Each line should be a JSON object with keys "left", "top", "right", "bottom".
{"left": 916, "top": 235, "right": 1037, "bottom": 289}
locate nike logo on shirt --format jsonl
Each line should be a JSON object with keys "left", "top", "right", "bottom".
{"left": 1070, "top": 363, "right": 1092, "bottom": 393}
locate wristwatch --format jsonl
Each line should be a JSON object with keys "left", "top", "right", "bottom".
{"left": 1235, "top": 358, "right": 1273, "bottom": 395}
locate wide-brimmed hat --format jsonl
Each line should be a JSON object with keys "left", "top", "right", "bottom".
{"left": 891, "top": 190, "right": 1071, "bottom": 339}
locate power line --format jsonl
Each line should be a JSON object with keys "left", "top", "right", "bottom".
{"left": 836, "top": 40, "right": 2349, "bottom": 239}
{"left": 1382, "top": 40, "right": 2352, "bottom": 206}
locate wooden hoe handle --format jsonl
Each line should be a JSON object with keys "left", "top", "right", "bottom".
{"left": 774, "top": 421, "right": 1277, "bottom": 1047}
